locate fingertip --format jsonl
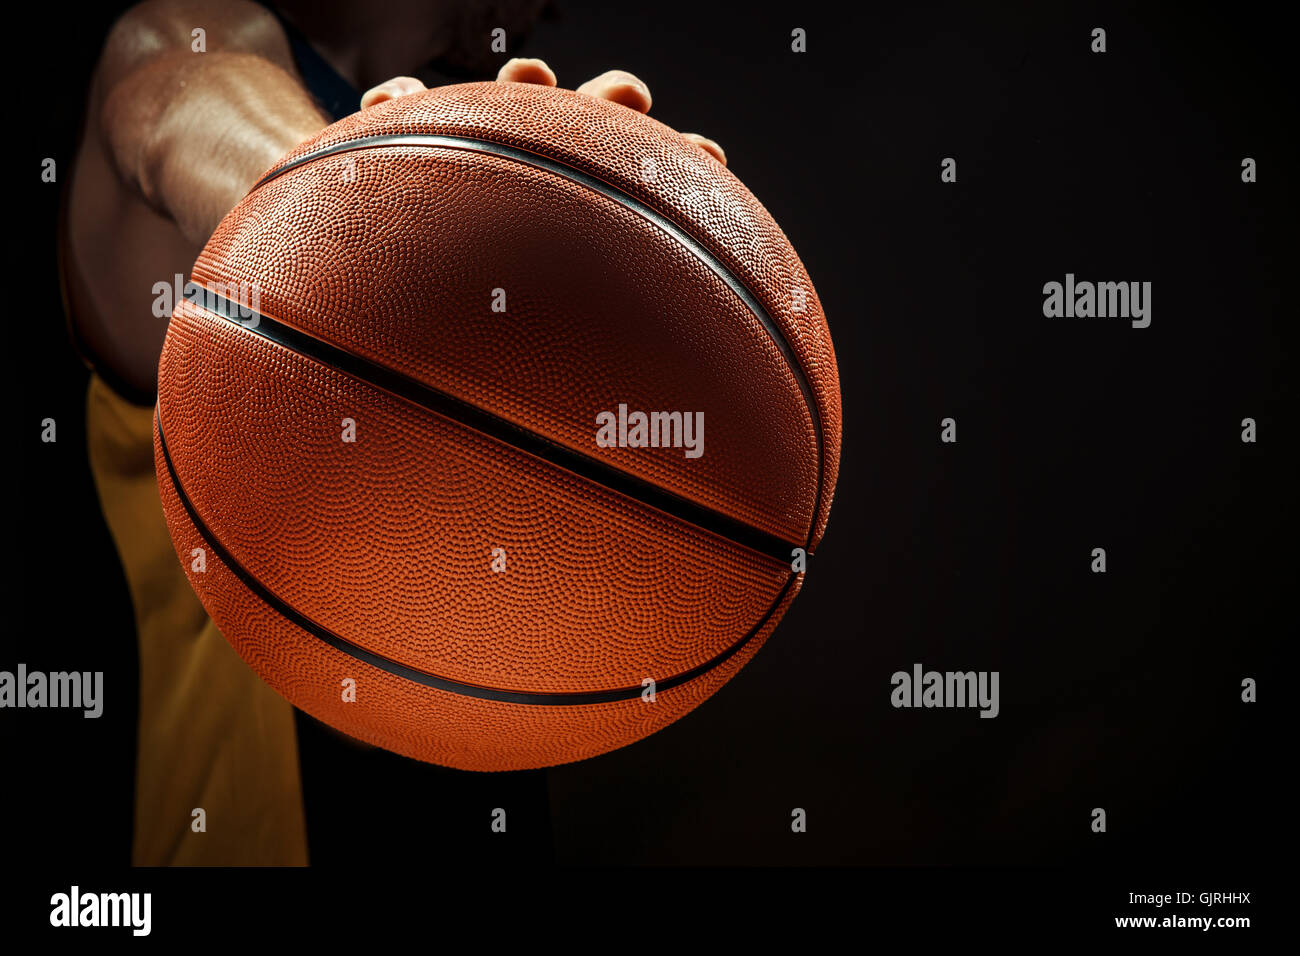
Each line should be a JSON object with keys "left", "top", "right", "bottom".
{"left": 602, "top": 81, "right": 653, "bottom": 112}
{"left": 576, "top": 71, "right": 652, "bottom": 113}
{"left": 359, "top": 87, "right": 388, "bottom": 109}
{"left": 497, "top": 57, "right": 558, "bottom": 86}
{"left": 360, "top": 77, "right": 427, "bottom": 109}
{"left": 682, "top": 133, "right": 727, "bottom": 166}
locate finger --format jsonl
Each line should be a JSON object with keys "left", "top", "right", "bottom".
{"left": 680, "top": 132, "right": 727, "bottom": 166}
{"left": 575, "top": 70, "right": 652, "bottom": 112}
{"left": 497, "top": 57, "right": 557, "bottom": 86}
{"left": 360, "top": 76, "right": 428, "bottom": 109}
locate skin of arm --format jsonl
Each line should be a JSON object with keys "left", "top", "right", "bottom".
{"left": 96, "top": 0, "right": 330, "bottom": 241}
{"left": 65, "top": 0, "right": 329, "bottom": 396}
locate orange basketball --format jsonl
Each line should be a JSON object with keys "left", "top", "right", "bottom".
{"left": 154, "top": 82, "right": 841, "bottom": 772}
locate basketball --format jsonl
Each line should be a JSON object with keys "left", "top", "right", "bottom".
{"left": 153, "top": 81, "right": 841, "bottom": 772}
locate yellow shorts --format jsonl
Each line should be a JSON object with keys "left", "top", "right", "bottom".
{"left": 86, "top": 373, "right": 308, "bottom": 866}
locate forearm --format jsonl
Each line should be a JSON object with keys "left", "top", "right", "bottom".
{"left": 101, "top": 50, "right": 327, "bottom": 244}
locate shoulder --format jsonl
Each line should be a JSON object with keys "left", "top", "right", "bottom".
{"left": 101, "top": 0, "right": 294, "bottom": 85}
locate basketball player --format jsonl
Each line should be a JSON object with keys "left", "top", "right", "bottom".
{"left": 61, "top": 0, "right": 727, "bottom": 865}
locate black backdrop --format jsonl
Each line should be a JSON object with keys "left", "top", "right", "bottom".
{"left": 7, "top": 0, "right": 1286, "bottom": 886}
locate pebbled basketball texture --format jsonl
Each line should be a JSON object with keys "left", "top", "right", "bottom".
{"left": 155, "top": 81, "right": 842, "bottom": 771}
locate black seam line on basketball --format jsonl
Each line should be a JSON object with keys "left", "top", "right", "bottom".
{"left": 190, "top": 288, "right": 796, "bottom": 565}
{"left": 251, "top": 132, "right": 825, "bottom": 549}
{"left": 155, "top": 407, "right": 797, "bottom": 706}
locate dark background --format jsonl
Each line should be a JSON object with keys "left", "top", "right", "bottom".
{"left": 6, "top": 0, "right": 1287, "bottom": 880}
